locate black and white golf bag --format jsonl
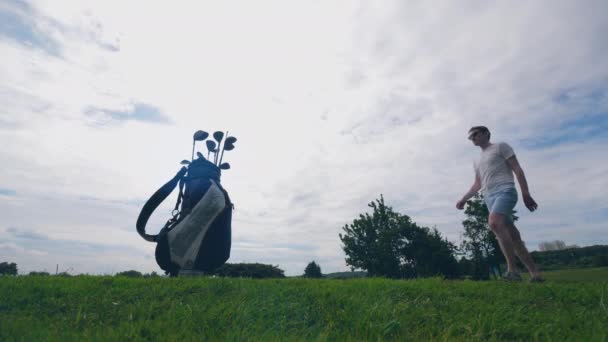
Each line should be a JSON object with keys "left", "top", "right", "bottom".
{"left": 136, "top": 157, "right": 233, "bottom": 276}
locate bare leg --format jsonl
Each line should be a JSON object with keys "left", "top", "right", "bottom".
{"left": 507, "top": 223, "right": 542, "bottom": 278}
{"left": 488, "top": 213, "right": 518, "bottom": 274}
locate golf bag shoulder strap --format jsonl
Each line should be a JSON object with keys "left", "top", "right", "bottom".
{"left": 136, "top": 167, "right": 188, "bottom": 242}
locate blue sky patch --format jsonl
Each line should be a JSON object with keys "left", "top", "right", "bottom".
{"left": 521, "top": 111, "right": 608, "bottom": 149}
{"left": 522, "top": 86, "right": 608, "bottom": 149}
{"left": 0, "top": 0, "right": 61, "bottom": 55}
{"left": 5, "top": 227, "right": 141, "bottom": 258}
{"left": 85, "top": 103, "right": 170, "bottom": 124}
{"left": 7, "top": 226, "right": 48, "bottom": 240}
{"left": 0, "top": 188, "right": 17, "bottom": 196}
{"left": 118, "top": 103, "right": 168, "bottom": 123}
{"left": 581, "top": 207, "right": 608, "bottom": 224}
{"left": 78, "top": 195, "right": 145, "bottom": 206}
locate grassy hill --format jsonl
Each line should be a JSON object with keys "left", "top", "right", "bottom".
{"left": 1, "top": 267, "right": 607, "bottom": 340}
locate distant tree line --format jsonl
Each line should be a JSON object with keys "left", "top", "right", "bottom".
{"left": 1, "top": 262, "right": 286, "bottom": 278}
{"left": 211, "top": 263, "right": 285, "bottom": 278}
{"left": 114, "top": 270, "right": 161, "bottom": 278}
{"left": 528, "top": 245, "right": 608, "bottom": 270}
{"left": 538, "top": 240, "right": 579, "bottom": 251}
{"left": 115, "top": 264, "right": 287, "bottom": 278}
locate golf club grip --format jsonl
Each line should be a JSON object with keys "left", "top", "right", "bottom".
{"left": 136, "top": 167, "right": 188, "bottom": 242}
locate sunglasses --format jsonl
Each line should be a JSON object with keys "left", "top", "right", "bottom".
{"left": 468, "top": 131, "right": 482, "bottom": 140}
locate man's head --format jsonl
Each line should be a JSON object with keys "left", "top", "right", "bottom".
{"left": 468, "top": 126, "right": 490, "bottom": 146}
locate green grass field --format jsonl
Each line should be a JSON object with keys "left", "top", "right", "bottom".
{"left": 1, "top": 267, "right": 607, "bottom": 341}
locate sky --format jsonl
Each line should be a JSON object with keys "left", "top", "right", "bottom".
{"left": 1, "top": 0, "right": 607, "bottom": 276}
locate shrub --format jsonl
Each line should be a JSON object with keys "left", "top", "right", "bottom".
{"left": 115, "top": 270, "right": 143, "bottom": 277}
{"left": 212, "top": 263, "right": 285, "bottom": 278}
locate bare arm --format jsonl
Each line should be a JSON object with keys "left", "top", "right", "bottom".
{"left": 507, "top": 156, "right": 538, "bottom": 211}
{"left": 456, "top": 173, "right": 481, "bottom": 209}
{"left": 461, "top": 174, "right": 481, "bottom": 202}
{"left": 506, "top": 156, "right": 530, "bottom": 195}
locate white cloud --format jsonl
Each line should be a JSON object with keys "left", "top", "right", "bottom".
{"left": 1, "top": 0, "right": 607, "bottom": 276}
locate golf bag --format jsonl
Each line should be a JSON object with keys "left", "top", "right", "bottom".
{"left": 136, "top": 157, "right": 232, "bottom": 276}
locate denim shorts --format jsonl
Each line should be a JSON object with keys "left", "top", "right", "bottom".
{"left": 484, "top": 187, "right": 518, "bottom": 223}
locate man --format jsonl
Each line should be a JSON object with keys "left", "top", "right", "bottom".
{"left": 456, "top": 126, "right": 544, "bottom": 282}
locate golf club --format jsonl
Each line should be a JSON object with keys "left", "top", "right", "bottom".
{"left": 212, "top": 131, "right": 225, "bottom": 165}
{"left": 218, "top": 136, "right": 237, "bottom": 165}
{"left": 206, "top": 140, "right": 217, "bottom": 160}
{"left": 192, "top": 130, "right": 209, "bottom": 161}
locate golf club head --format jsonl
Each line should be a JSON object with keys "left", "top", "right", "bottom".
{"left": 219, "top": 162, "right": 231, "bottom": 170}
{"left": 205, "top": 140, "right": 217, "bottom": 152}
{"left": 180, "top": 160, "right": 191, "bottom": 165}
{"left": 193, "top": 130, "right": 209, "bottom": 141}
{"left": 213, "top": 131, "right": 224, "bottom": 143}
{"left": 196, "top": 152, "right": 205, "bottom": 160}
{"left": 223, "top": 137, "right": 237, "bottom": 151}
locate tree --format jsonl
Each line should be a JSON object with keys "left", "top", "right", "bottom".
{"left": 304, "top": 261, "right": 322, "bottom": 278}
{"left": 211, "top": 263, "right": 285, "bottom": 278}
{"left": 0, "top": 262, "right": 18, "bottom": 276}
{"left": 115, "top": 270, "right": 143, "bottom": 277}
{"left": 459, "top": 194, "right": 517, "bottom": 280}
{"left": 339, "top": 195, "right": 459, "bottom": 279}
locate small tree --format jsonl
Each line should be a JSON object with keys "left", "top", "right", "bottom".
{"left": 460, "top": 194, "right": 517, "bottom": 279}
{"left": 0, "top": 262, "right": 18, "bottom": 276}
{"left": 340, "top": 195, "right": 459, "bottom": 279}
{"left": 304, "top": 261, "right": 322, "bottom": 278}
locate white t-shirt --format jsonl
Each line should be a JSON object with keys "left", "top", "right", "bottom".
{"left": 474, "top": 142, "right": 516, "bottom": 195}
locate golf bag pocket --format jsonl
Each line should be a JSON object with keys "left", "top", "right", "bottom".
{"left": 167, "top": 180, "right": 225, "bottom": 269}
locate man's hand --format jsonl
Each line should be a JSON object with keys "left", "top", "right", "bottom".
{"left": 523, "top": 193, "right": 538, "bottom": 212}
{"left": 456, "top": 199, "right": 466, "bottom": 210}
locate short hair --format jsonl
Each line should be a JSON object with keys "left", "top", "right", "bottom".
{"left": 468, "top": 126, "right": 491, "bottom": 139}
